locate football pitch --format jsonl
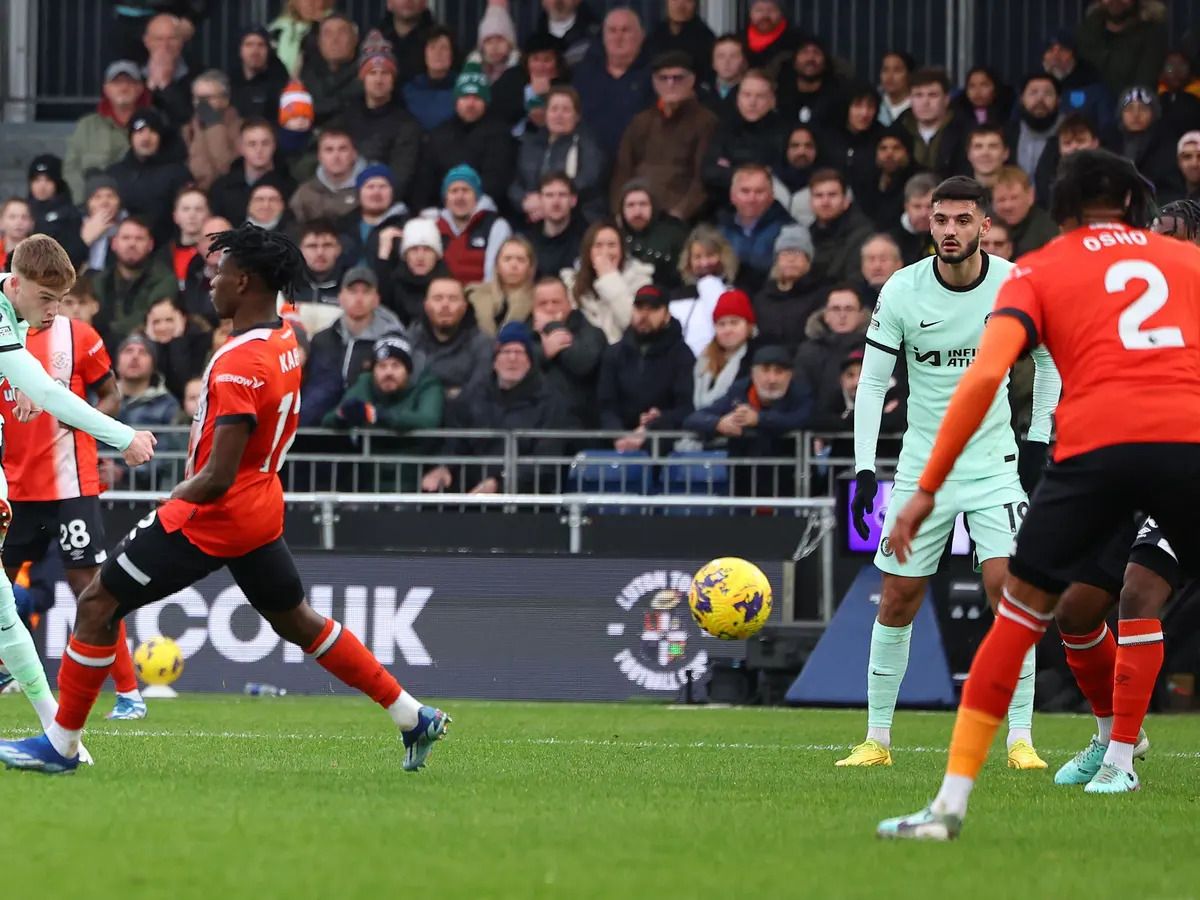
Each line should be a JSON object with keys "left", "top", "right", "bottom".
{"left": 1, "top": 695, "right": 1198, "bottom": 900}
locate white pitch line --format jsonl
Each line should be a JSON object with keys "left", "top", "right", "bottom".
{"left": 4, "top": 728, "right": 1199, "bottom": 759}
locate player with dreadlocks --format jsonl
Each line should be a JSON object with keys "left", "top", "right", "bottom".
{"left": 877, "top": 148, "right": 1200, "bottom": 839}
{"left": 0, "top": 224, "right": 450, "bottom": 774}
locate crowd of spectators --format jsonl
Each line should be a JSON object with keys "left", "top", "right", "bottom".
{"left": 3, "top": 0, "right": 1194, "bottom": 493}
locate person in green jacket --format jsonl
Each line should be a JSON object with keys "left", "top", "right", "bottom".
{"left": 322, "top": 335, "right": 443, "bottom": 490}
{"left": 63, "top": 61, "right": 149, "bottom": 202}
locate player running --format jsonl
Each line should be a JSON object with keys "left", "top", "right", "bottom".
{"left": 0, "top": 310, "right": 147, "bottom": 720}
{"left": 840, "top": 175, "right": 1059, "bottom": 770}
{"left": 1035, "top": 198, "right": 1200, "bottom": 792}
{"left": 0, "top": 236, "right": 155, "bottom": 742}
{"left": 879, "top": 149, "right": 1200, "bottom": 840}
{"left": 0, "top": 224, "right": 449, "bottom": 774}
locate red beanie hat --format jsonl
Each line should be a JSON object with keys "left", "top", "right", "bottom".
{"left": 713, "top": 289, "right": 756, "bottom": 325}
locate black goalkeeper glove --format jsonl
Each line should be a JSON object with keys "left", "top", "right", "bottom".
{"left": 850, "top": 469, "right": 879, "bottom": 541}
{"left": 1018, "top": 440, "right": 1049, "bottom": 495}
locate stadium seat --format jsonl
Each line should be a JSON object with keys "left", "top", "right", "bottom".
{"left": 568, "top": 450, "right": 653, "bottom": 496}
{"left": 660, "top": 450, "right": 730, "bottom": 516}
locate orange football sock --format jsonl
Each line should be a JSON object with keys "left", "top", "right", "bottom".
{"left": 110, "top": 620, "right": 140, "bottom": 695}
{"left": 1061, "top": 622, "right": 1116, "bottom": 718}
{"left": 1111, "top": 618, "right": 1163, "bottom": 746}
{"left": 947, "top": 594, "right": 1050, "bottom": 779}
{"left": 55, "top": 637, "right": 118, "bottom": 730}
{"left": 305, "top": 618, "right": 402, "bottom": 707}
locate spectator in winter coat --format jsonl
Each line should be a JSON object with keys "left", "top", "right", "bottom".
{"left": 374, "top": 216, "right": 449, "bottom": 325}
{"left": 301, "top": 13, "right": 363, "bottom": 127}
{"left": 565, "top": 221, "right": 655, "bottom": 344}
{"left": 684, "top": 345, "right": 812, "bottom": 495}
{"left": 300, "top": 265, "right": 406, "bottom": 426}
{"left": 78, "top": 175, "right": 124, "bottom": 276}
{"left": 751, "top": 224, "right": 824, "bottom": 355}
{"left": 289, "top": 128, "right": 366, "bottom": 224}
{"left": 336, "top": 164, "right": 409, "bottom": 268}
{"left": 598, "top": 285, "right": 695, "bottom": 449}
{"left": 573, "top": 9, "right": 654, "bottom": 158}
{"left": 990, "top": 166, "right": 1058, "bottom": 257}
{"left": 113, "top": 333, "right": 182, "bottom": 489}
{"left": 322, "top": 335, "right": 443, "bottom": 438}
{"left": 467, "top": 236, "right": 536, "bottom": 336}
{"left": 793, "top": 284, "right": 870, "bottom": 415}
{"left": 489, "top": 31, "right": 568, "bottom": 133}
{"left": 164, "top": 186, "right": 208, "bottom": 288}
{"left": 877, "top": 50, "right": 915, "bottom": 126}
{"left": 142, "top": 13, "right": 194, "bottom": 129}
{"left": 419, "top": 72, "right": 517, "bottom": 211}
{"left": 529, "top": 276, "right": 606, "bottom": 427}
{"left": 855, "top": 126, "right": 919, "bottom": 231}
{"left": 700, "top": 34, "right": 747, "bottom": 121}
{"left": 1075, "top": 0, "right": 1168, "bottom": 98}
{"left": 377, "top": 0, "right": 435, "bottom": 86}
{"left": 857, "top": 234, "right": 904, "bottom": 305}
{"left": 1043, "top": 30, "right": 1115, "bottom": 132}
{"left": 740, "top": 0, "right": 802, "bottom": 75}
{"left": 64, "top": 61, "right": 151, "bottom": 201}
{"left": 773, "top": 124, "right": 826, "bottom": 225}
{"left": 777, "top": 36, "right": 848, "bottom": 132}
{"left": 230, "top": 25, "right": 290, "bottom": 122}
{"left": 207, "top": 120, "right": 296, "bottom": 223}
{"left": 668, "top": 224, "right": 738, "bottom": 356}
{"left": 510, "top": 86, "right": 607, "bottom": 226}
{"left": 967, "top": 124, "right": 1011, "bottom": 197}
{"left": 422, "top": 322, "right": 574, "bottom": 494}
{"left": 1162, "top": 129, "right": 1200, "bottom": 203}
{"left": 833, "top": 86, "right": 886, "bottom": 192}
{"left": 692, "top": 289, "right": 757, "bottom": 410}
{"left": 809, "top": 348, "right": 906, "bottom": 435}
{"left": 611, "top": 51, "right": 719, "bottom": 223}
{"left": 332, "top": 31, "right": 422, "bottom": 205}
{"left": 1005, "top": 73, "right": 1062, "bottom": 202}
{"left": 105, "top": 108, "right": 192, "bottom": 246}
{"left": 526, "top": 174, "right": 589, "bottom": 280}
{"left": 244, "top": 178, "right": 298, "bottom": 237}
{"left": 463, "top": 6, "right": 520, "bottom": 88}
{"left": 531, "top": 0, "right": 601, "bottom": 69}
{"left": 406, "top": 276, "right": 494, "bottom": 403}
{"left": 1107, "top": 86, "right": 1180, "bottom": 192}
{"left": 648, "top": 0, "right": 716, "bottom": 83}
{"left": 294, "top": 219, "right": 348, "bottom": 330}
{"left": 0, "top": 200, "right": 34, "bottom": 269}
{"left": 178, "top": 215, "right": 230, "bottom": 325}
{"left": 144, "top": 296, "right": 209, "bottom": 401}
{"left": 808, "top": 169, "right": 874, "bottom": 285}
{"left": 888, "top": 172, "right": 937, "bottom": 264}
{"left": 979, "top": 219, "right": 1015, "bottom": 260}
{"left": 701, "top": 70, "right": 788, "bottom": 201}
{"left": 266, "top": 0, "right": 331, "bottom": 77}
{"left": 93, "top": 217, "right": 178, "bottom": 351}
{"left": 616, "top": 180, "right": 689, "bottom": 289}
{"left": 402, "top": 26, "right": 459, "bottom": 132}
{"left": 436, "top": 165, "right": 513, "bottom": 287}
{"left": 718, "top": 163, "right": 795, "bottom": 294}
{"left": 25, "top": 156, "right": 85, "bottom": 268}
{"left": 182, "top": 69, "right": 242, "bottom": 190}
{"left": 902, "top": 67, "right": 969, "bottom": 179}
{"left": 952, "top": 66, "right": 1015, "bottom": 127}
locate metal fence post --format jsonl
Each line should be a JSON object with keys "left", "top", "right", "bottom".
{"left": 820, "top": 508, "right": 835, "bottom": 622}
{"left": 503, "top": 431, "right": 518, "bottom": 490}
{"left": 4, "top": 0, "right": 35, "bottom": 123}
{"left": 319, "top": 498, "right": 337, "bottom": 550}
{"left": 566, "top": 502, "right": 584, "bottom": 554}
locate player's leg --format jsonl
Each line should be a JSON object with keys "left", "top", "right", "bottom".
{"left": 837, "top": 482, "right": 955, "bottom": 767}
{"left": 961, "top": 476, "right": 1044, "bottom": 767}
{"left": 57, "top": 498, "right": 145, "bottom": 720}
{"left": 230, "top": 539, "right": 450, "bottom": 771}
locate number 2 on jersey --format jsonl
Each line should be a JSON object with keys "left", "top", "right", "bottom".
{"left": 1108, "top": 260, "right": 1185, "bottom": 350}
{"left": 261, "top": 391, "right": 300, "bottom": 473}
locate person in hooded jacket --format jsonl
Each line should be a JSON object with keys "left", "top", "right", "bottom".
{"left": 435, "top": 165, "right": 513, "bottom": 286}
{"left": 289, "top": 127, "right": 367, "bottom": 224}
{"left": 374, "top": 217, "right": 451, "bottom": 326}
{"left": 26, "top": 155, "right": 86, "bottom": 267}
{"left": 64, "top": 60, "right": 152, "bottom": 201}
{"left": 230, "top": 25, "right": 290, "bottom": 121}
{"left": 405, "top": 275, "right": 494, "bottom": 404}
{"left": 701, "top": 69, "right": 788, "bottom": 201}
{"left": 1104, "top": 85, "right": 1181, "bottom": 191}
{"left": 752, "top": 224, "right": 825, "bottom": 355}
{"left": 854, "top": 126, "right": 920, "bottom": 231}
{"left": 105, "top": 108, "right": 191, "bottom": 247}
{"left": 776, "top": 36, "right": 847, "bottom": 131}
{"left": 335, "top": 164, "right": 409, "bottom": 268}
{"left": 615, "top": 180, "right": 689, "bottom": 289}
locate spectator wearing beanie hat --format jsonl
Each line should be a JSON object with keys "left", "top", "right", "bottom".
{"left": 693, "top": 289, "right": 758, "bottom": 409}
{"left": 301, "top": 12, "right": 364, "bottom": 127}
{"left": 105, "top": 107, "right": 191, "bottom": 247}
{"left": 422, "top": 320, "right": 574, "bottom": 495}
{"left": 277, "top": 79, "right": 315, "bottom": 153}
{"left": 683, "top": 343, "right": 814, "bottom": 497}
{"left": 375, "top": 217, "right": 452, "bottom": 325}
{"left": 752, "top": 223, "right": 824, "bottom": 355}
{"left": 464, "top": 5, "right": 520, "bottom": 85}
{"left": 64, "top": 59, "right": 150, "bottom": 201}
{"left": 337, "top": 163, "right": 410, "bottom": 267}
{"left": 331, "top": 30, "right": 422, "bottom": 204}
{"left": 436, "top": 164, "right": 513, "bottom": 286}
{"left": 231, "top": 25, "right": 291, "bottom": 122}
{"left": 418, "top": 70, "right": 516, "bottom": 209}
{"left": 26, "top": 154, "right": 86, "bottom": 265}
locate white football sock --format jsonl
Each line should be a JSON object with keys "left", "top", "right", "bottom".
{"left": 1103, "top": 740, "right": 1136, "bottom": 774}
{"left": 387, "top": 689, "right": 422, "bottom": 730}
{"left": 931, "top": 774, "right": 974, "bottom": 818}
{"left": 117, "top": 689, "right": 144, "bottom": 703}
{"left": 866, "top": 726, "right": 891, "bottom": 748}
{"left": 1096, "top": 715, "right": 1113, "bottom": 744}
{"left": 45, "top": 721, "right": 81, "bottom": 759}
{"left": 1006, "top": 727, "right": 1032, "bottom": 750}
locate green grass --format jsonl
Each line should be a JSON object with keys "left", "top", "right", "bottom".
{"left": 1, "top": 695, "right": 1198, "bottom": 899}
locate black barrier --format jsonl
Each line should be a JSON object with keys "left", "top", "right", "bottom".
{"left": 37, "top": 555, "right": 781, "bottom": 701}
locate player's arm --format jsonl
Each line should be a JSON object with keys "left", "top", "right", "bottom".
{"left": 92, "top": 372, "right": 120, "bottom": 418}
{"left": 0, "top": 344, "right": 138, "bottom": 451}
{"left": 1027, "top": 345, "right": 1060, "bottom": 444}
{"left": 170, "top": 421, "right": 251, "bottom": 504}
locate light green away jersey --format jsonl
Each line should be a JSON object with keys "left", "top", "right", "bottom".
{"left": 0, "top": 275, "right": 31, "bottom": 351}
{"left": 859, "top": 253, "right": 1017, "bottom": 485}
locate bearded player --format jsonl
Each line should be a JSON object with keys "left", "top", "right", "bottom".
{"left": 0, "top": 236, "right": 155, "bottom": 745}
{"left": 880, "top": 150, "right": 1200, "bottom": 839}
{"left": 841, "top": 176, "right": 1060, "bottom": 770}
{"left": 0, "top": 308, "right": 146, "bottom": 720}
{"left": 0, "top": 224, "right": 449, "bottom": 774}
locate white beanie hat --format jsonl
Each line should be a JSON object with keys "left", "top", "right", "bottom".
{"left": 477, "top": 6, "right": 517, "bottom": 49}
{"left": 401, "top": 217, "right": 443, "bottom": 257}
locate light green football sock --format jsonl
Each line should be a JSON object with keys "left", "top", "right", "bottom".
{"left": 866, "top": 620, "right": 912, "bottom": 744}
{"left": 1007, "top": 645, "right": 1037, "bottom": 740}
{"left": 0, "top": 572, "right": 57, "bottom": 729}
